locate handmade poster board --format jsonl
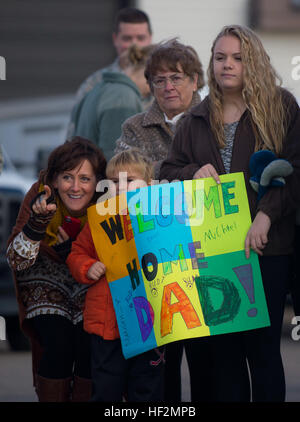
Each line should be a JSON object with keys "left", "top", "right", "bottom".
{"left": 88, "top": 173, "right": 270, "bottom": 359}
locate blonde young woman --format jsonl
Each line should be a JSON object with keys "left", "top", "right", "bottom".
{"left": 160, "top": 25, "right": 300, "bottom": 401}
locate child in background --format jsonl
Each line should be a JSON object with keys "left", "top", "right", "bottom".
{"left": 66, "top": 149, "right": 165, "bottom": 402}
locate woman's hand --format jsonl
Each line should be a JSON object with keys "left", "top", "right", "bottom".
{"left": 23, "top": 185, "right": 57, "bottom": 242}
{"left": 56, "top": 226, "right": 70, "bottom": 244}
{"left": 193, "top": 164, "right": 221, "bottom": 184}
{"left": 245, "top": 211, "right": 271, "bottom": 259}
{"left": 87, "top": 261, "right": 106, "bottom": 280}
{"left": 32, "top": 185, "right": 56, "bottom": 215}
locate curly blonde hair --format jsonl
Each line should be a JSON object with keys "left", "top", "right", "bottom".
{"left": 208, "top": 25, "right": 287, "bottom": 154}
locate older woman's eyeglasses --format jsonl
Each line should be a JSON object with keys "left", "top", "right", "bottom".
{"left": 152, "top": 73, "right": 187, "bottom": 89}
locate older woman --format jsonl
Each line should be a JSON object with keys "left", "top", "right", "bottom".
{"left": 115, "top": 39, "right": 208, "bottom": 402}
{"left": 115, "top": 38, "right": 205, "bottom": 178}
{"left": 7, "top": 138, "right": 106, "bottom": 402}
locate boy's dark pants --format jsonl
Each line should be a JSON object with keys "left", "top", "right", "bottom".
{"left": 91, "top": 335, "right": 165, "bottom": 402}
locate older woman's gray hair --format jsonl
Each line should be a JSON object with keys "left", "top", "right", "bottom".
{"left": 144, "top": 38, "right": 204, "bottom": 91}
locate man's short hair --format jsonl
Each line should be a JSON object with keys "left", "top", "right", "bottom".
{"left": 114, "top": 7, "right": 152, "bottom": 35}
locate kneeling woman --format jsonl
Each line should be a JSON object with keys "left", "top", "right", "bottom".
{"left": 7, "top": 137, "right": 106, "bottom": 402}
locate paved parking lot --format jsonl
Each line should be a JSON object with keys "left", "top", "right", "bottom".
{"left": 0, "top": 307, "right": 299, "bottom": 402}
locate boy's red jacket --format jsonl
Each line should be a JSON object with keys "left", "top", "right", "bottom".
{"left": 66, "top": 223, "right": 120, "bottom": 340}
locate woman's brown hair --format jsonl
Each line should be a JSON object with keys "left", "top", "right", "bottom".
{"left": 43, "top": 137, "right": 106, "bottom": 186}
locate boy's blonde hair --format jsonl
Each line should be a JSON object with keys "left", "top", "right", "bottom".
{"left": 106, "top": 148, "right": 154, "bottom": 183}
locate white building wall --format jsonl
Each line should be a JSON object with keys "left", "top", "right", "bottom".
{"left": 257, "top": 33, "right": 300, "bottom": 98}
{"left": 138, "top": 0, "right": 300, "bottom": 99}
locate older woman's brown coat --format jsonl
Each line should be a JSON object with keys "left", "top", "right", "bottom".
{"left": 115, "top": 92, "right": 201, "bottom": 178}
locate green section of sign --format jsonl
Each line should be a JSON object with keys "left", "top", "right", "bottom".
{"left": 194, "top": 250, "right": 270, "bottom": 336}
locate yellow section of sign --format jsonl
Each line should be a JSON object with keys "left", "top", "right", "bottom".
{"left": 190, "top": 173, "right": 251, "bottom": 257}
{"left": 88, "top": 196, "right": 139, "bottom": 283}
{"left": 141, "top": 260, "right": 211, "bottom": 345}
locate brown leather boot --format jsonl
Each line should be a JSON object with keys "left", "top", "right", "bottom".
{"left": 36, "top": 375, "right": 72, "bottom": 402}
{"left": 71, "top": 376, "right": 92, "bottom": 402}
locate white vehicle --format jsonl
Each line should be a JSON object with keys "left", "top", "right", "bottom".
{"left": 0, "top": 95, "right": 72, "bottom": 179}
{"left": 0, "top": 147, "right": 33, "bottom": 191}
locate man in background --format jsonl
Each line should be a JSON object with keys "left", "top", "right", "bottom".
{"left": 67, "top": 7, "right": 153, "bottom": 138}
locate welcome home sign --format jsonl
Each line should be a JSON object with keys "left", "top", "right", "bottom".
{"left": 88, "top": 173, "right": 270, "bottom": 359}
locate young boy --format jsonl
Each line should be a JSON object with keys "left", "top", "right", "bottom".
{"left": 67, "top": 149, "right": 165, "bottom": 402}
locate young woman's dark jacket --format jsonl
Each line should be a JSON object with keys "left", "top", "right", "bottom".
{"left": 160, "top": 89, "right": 300, "bottom": 256}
